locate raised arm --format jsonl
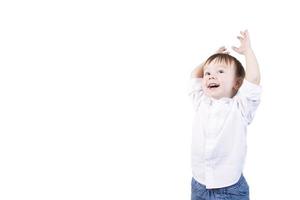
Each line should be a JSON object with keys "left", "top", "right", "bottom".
{"left": 191, "top": 62, "right": 204, "bottom": 78}
{"left": 232, "top": 30, "right": 261, "bottom": 85}
{"left": 191, "top": 46, "right": 229, "bottom": 78}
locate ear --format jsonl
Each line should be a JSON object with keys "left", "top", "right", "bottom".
{"left": 233, "top": 78, "right": 243, "bottom": 91}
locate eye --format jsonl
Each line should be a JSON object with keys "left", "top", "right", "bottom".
{"left": 204, "top": 72, "right": 210, "bottom": 76}
{"left": 218, "top": 70, "right": 224, "bottom": 74}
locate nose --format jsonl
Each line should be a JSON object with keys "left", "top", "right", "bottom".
{"left": 208, "top": 75, "right": 216, "bottom": 80}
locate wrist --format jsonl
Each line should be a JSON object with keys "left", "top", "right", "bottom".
{"left": 244, "top": 48, "right": 254, "bottom": 56}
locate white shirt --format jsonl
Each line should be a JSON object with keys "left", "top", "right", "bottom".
{"left": 189, "top": 77, "right": 262, "bottom": 189}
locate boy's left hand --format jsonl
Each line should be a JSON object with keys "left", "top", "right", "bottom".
{"left": 216, "top": 46, "right": 230, "bottom": 54}
{"left": 232, "top": 30, "right": 252, "bottom": 55}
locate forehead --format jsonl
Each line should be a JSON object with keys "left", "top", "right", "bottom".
{"left": 204, "top": 60, "right": 234, "bottom": 71}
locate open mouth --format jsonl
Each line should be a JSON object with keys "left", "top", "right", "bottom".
{"left": 207, "top": 83, "right": 220, "bottom": 89}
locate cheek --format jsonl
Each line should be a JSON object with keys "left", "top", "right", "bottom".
{"left": 222, "top": 81, "right": 233, "bottom": 90}
{"left": 201, "top": 80, "right": 207, "bottom": 88}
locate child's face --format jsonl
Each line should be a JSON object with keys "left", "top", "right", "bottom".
{"left": 202, "top": 61, "right": 239, "bottom": 99}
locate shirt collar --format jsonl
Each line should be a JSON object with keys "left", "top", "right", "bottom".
{"left": 203, "top": 95, "right": 232, "bottom": 105}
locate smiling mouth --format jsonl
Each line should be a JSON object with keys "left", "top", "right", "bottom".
{"left": 207, "top": 83, "right": 220, "bottom": 89}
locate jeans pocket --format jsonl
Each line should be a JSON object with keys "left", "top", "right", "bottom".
{"left": 191, "top": 178, "right": 206, "bottom": 194}
{"left": 237, "top": 180, "right": 249, "bottom": 196}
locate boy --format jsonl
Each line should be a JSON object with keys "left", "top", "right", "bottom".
{"left": 189, "top": 30, "right": 261, "bottom": 200}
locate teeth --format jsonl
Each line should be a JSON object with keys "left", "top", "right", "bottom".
{"left": 208, "top": 83, "right": 219, "bottom": 88}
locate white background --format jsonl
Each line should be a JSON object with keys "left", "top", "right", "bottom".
{"left": 1, "top": 0, "right": 300, "bottom": 199}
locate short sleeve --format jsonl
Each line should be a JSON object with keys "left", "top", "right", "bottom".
{"left": 235, "top": 79, "right": 262, "bottom": 125}
{"left": 188, "top": 77, "right": 204, "bottom": 111}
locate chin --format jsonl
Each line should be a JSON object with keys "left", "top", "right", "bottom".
{"left": 211, "top": 96, "right": 222, "bottom": 100}
{"left": 207, "top": 93, "right": 221, "bottom": 99}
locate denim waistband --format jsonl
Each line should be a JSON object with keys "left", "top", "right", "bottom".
{"left": 192, "top": 174, "right": 246, "bottom": 193}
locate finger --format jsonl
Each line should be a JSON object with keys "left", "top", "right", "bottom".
{"left": 216, "top": 46, "right": 227, "bottom": 53}
{"left": 237, "top": 36, "right": 243, "bottom": 40}
{"left": 219, "top": 46, "right": 226, "bottom": 50}
{"left": 231, "top": 46, "right": 240, "bottom": 53}
{"left": 244, "top": 29, "right": 249, "bottom": 37}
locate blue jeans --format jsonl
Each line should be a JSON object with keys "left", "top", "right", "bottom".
{"left": 191, "top": 174, "right": 249, "bottom": 200}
